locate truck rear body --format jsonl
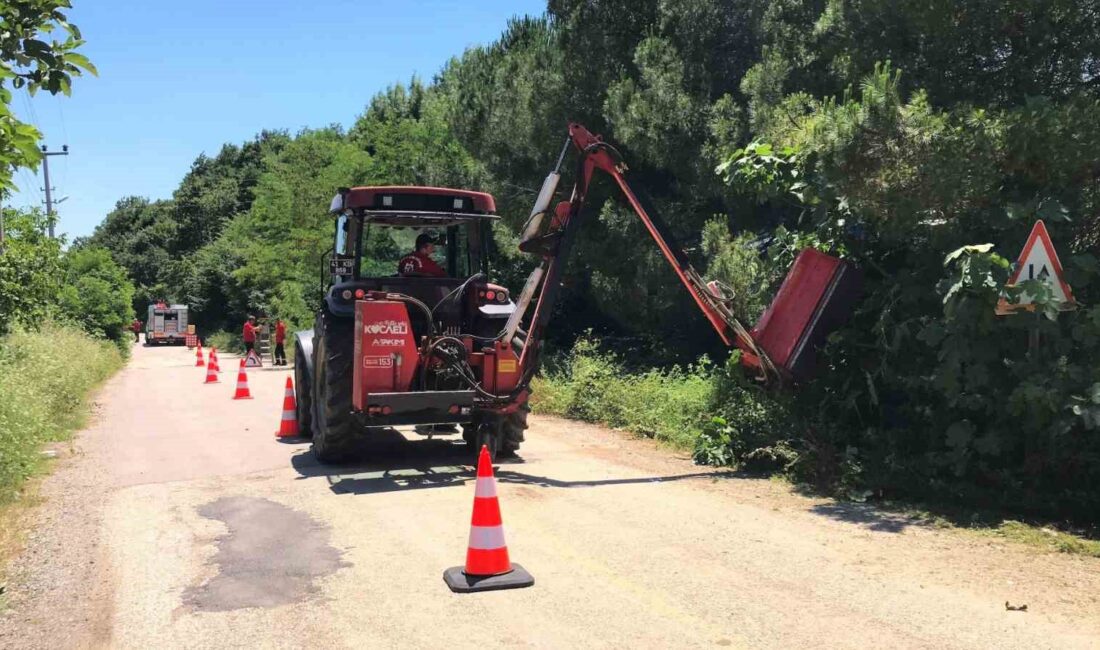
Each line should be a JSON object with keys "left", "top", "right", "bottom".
{"left": 146, "top": 304, "right": 189, "bottom": 345}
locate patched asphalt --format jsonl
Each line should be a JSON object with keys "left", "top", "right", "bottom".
{"left": 184, "top": 496, "right": 348, "bottom": 612}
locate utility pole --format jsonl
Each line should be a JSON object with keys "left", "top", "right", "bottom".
{"left": 41, "top": 144, "right": 68, "bottom": 238}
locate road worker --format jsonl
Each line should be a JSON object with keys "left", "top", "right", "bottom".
{"left": 397, "top": 233, "right": 446, "bottom": 278}
{"left": 243, "top": 315, "right": 258, "bottom": 356}
{"left": 130, "top": 318, "right": 142, "bottom": 342}
{"left": 273, "top": 318, "right": 287, "bottom": 366}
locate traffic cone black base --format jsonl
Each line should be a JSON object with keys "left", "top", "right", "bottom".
{"left": 443, "top": 563, "right": 533, "bottom": 594}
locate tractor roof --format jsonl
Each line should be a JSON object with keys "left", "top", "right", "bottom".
{"left": 330, "top": 186, "right": 498, "bottom": 226}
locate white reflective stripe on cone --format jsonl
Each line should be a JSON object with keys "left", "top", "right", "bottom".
{"left": 285, "top": 389, "right": 294, "bottom": 397}
{"left": 474, "top": 477, "right": 497, "bottom": 499}
{"left": 467, "top": 525, "right": 507, "bottom": 550}
{"left": 282, "top": 409, "right": 295, "bottom": 419}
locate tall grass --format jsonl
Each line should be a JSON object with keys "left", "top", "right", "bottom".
{"left": 0, "top": 323, "right": 123, "bottom": 504}
{"left": 531, "top": 338, "right": 715, "bottom": 449}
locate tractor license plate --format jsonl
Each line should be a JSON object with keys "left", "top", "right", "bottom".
{"left": 330, "top": 257, "right": 355, "bottom": 275}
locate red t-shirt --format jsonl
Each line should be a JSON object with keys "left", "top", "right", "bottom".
{"left": 242, "top": 321, "right": 257, "bottom": 343}
{"left": 275, "top": 321, "right": 286, "bottom": 344}
{"left": 397, "top": 251, "right": 446, "bottom": 278}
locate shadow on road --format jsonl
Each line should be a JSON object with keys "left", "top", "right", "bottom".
{"left": 288, "top": 433, "right": 744, "bottom": 496}
{"left": 807, "top": 502, "right": 924, "bottom": 534}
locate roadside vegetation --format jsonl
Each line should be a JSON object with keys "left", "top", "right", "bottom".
{"left": 0, "top": 323, "right": 123, "bottom": 504}
{"left": 0, "top": 209, "right": 133, "bottom": 509}
{"left": 204, "top": 330, "right": 240, "bottom": 354}
{"left": 0, "top": 2, "right": 129, "bottom": 511}
{"left": 79, "top": 2, "right": 1100, "bottom": 530}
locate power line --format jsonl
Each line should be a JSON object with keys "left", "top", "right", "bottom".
{"left": 21, "top": 88, "right": 41, "bottom": 132}
{"left": 54, "top": 94, "right": 69, "bottom": 143}
{"left": 11, "top": 90, "right": 44, "bottom": 214}
{"left": 54, "top": 96, "right": 69, "bottom": 193}
{"left": 17, "top": 168, "right": 40, "bottom": 208}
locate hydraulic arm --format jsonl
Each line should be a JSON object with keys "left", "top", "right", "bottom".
{"left": 502, "top": 123, "right": 775, "bottom": 396}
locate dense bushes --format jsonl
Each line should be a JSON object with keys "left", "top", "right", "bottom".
{"left": 0, "top": 211, "right": 62, "bottom": 337}
{"left": 0, "top": 323, "right": 123, "bottom": 503}
{"left": 204, "top": 330, "right": 240, "bottom": 354}
{"left": 58, "top": 247, "right": 135, "bottom": 346}
{"left": 709, "top": 62, "right": 1100, "bottom": 523}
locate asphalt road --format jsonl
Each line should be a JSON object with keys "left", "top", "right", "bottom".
{"left": 1, "top": 344, "right": 1098, "bottom": 649}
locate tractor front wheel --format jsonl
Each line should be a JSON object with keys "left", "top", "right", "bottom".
{"left": 465, "top": 402, "right": 529, "bottom": 461}
{"left": 310, "top": 309, "right": 358, "bottom": 463}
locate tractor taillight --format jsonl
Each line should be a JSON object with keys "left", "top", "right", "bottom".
{"left": 341, "top": 289, "right": 353, "bottom": 300}
{"left": 354, "top": 289, "right": 365, "bottom": 299}
{"left": 448, "top": 404, "right": 460, "bottom": 415}
{"left": 381, "top": 405, "right": 393, "bottom": 415}
{"left": 486, "top": 290, "right": 496, "bottom": 301}
{"left": 497, "top": 292, "right": 508, "bottom": 303}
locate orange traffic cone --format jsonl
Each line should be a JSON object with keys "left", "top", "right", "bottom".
{"left": 232, "top": 359, "right": 253, "bottom": 400}
{"left": 209, "top": 348, "right": 220, "bottom": 373}
{"left": 203, "top": 361, "right": 219, "bottom": 384}
{"left": 443, "top": 445, "right": 533, "bottom": 593}
{"left": 195, "top": 342, "right": 205, "bottom": 367}
{"left": 275, "top": 377, "right": 299, "bottom": 438}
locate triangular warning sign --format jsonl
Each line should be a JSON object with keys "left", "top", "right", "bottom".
{"left": 997, "top": 220, "right": 1075, "bottom": 314}
{"left": 245, "top": 350, "right": 264, "bottom": 367}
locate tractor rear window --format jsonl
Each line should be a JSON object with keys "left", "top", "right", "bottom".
{"left": 360, "top": 224, "right": 474, "bottom": 278}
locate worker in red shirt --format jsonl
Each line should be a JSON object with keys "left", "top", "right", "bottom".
{"left": 130, "top": 318, "right": 142, "bottom": 342}
{"left": 397, "top": 233, "right": 446, "bottom": 278}
{"left": 273, "top": 318, "right": 287, "bottom": 366}
{"left": 242, "top": 315, "right": 258, "bottom": 356}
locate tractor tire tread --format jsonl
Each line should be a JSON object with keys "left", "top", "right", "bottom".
{"left": 295, "top": 343, "right": 313, "bottom": 439}
{"left": 310, "top": 310, "right": 359, "bottom": 463}
{"left": 499, "top": 401, "right": 530, "bottom": 456}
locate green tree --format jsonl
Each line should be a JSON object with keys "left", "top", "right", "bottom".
{"left": 58, "top": 246, "right": 134, "bottom": 346}
{"left": 0, "top": 0, "right": 95, "bottom": 191}
{"left": 0, "top": 208, "right": 59, "bottom": 335}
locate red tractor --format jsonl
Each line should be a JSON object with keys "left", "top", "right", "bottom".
{"left": 295, "top": 123, "right": 860, "bottom": 463}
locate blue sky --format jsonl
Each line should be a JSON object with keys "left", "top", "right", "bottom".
{"left": 9, "top": 0, "right": 545, "bottom": 240}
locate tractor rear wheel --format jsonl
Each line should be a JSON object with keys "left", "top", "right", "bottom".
{"left": 294, "top": 343, "right": 313, "bottom": 439}
{"left": 310, "top": 309, "right": 358, "bottom": 463}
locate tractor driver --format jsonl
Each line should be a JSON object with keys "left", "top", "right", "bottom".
{"left": 397, "top": 232, "right": 446, "bottom": 278}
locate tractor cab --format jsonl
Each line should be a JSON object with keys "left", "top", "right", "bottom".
{"left": 322, "top": 186, "right": 510, "bottom": 340}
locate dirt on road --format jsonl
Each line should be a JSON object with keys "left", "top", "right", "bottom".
{"left": 0, "top": 344, "right": 1098, "bottom": 649}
